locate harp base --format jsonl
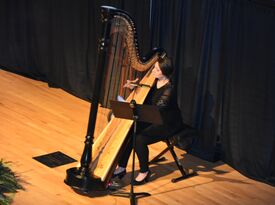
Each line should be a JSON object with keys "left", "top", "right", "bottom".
{"left": 64, "top": 167, "right": 105, "bottom": 192}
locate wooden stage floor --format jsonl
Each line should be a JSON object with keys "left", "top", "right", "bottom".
{"left": 1, "top": 69, "right": 275, "bottom": 205}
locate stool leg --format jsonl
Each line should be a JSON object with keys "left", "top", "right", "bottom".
{"left": 149, "top": 147, "right": 170, "bottom": 164}
{"left": 165, "top": 140, "right": 197, "bottom": 183}
{"left": 149, "top": 141, "right": 176, "bottom": 164}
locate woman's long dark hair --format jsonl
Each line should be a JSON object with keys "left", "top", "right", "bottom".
{"left": 158, "top": 56, "right": 174, "bottom": 79}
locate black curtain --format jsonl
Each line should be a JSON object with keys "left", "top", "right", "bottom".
{"left": 150, "top": 0, "right": 225, "bottom": 161}
{"left": 0, "top": 0, "right": 91, "bottom": 99}
{"left": 0, "top": 0, "right": 151, "bottom": 101}
{"left": 221, "top": 1, "right": 275, "bottom": 185}
{"left": 1, "top": 0, "right": 275, "bottom": 186}
{"left": 150, "top": 0, "right": 275, "bottom": 185}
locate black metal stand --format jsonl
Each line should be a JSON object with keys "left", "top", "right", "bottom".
{"left": 111, "top": 100, "right": 150, "bottom": 205}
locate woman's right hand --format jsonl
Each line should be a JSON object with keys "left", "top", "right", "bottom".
{"left": 123, "top": 78, "right": 139, "bottom": 90}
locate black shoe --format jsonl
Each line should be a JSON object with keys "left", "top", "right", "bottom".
{"left": 132, "top": 170, "right": 151, "bottom": 186}
{"left": 112, "top": 170, "right": 126, "bottom": 179}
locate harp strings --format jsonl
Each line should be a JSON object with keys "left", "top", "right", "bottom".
{"left": 101, "top": 16, "right": 138, "bottom": 107}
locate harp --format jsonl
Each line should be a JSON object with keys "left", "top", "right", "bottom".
{"left": 65, "top": 6, "right": 165, "bottom": 191}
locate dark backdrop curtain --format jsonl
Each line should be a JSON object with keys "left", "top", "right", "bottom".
{"left": 150, "top": 0, "right": 226, "bottom": 161}
{"left": 150, "top": 0, "right": 275, "bottom": 185}
{"left": 0, "top": 0, "right": 151, "bottom": 100}
{"left": 0, "top": 0, "right": 274, "bottom": 186}
{"left": 0, "top": 0, "right": 92, "bottom": 99}
{"left": 221, "top": 1, "right": 275, "bottom": 185}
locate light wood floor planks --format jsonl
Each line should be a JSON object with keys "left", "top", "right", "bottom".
{"left": 1, "top": 69, "right": 275, "bottom": 205}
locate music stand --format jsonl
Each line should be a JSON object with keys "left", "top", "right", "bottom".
{"left": 109, "top": 100, "right": 163, "bottom": 205}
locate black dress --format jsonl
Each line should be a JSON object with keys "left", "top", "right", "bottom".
{"left": 118, "top": 80, "right": 183, "bottom": 172}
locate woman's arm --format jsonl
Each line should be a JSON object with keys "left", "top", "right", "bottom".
{"left": 156, "top": 85, "right": 174, "bottom": 108}
{"left": 123, "top": 78, "right": 139, "bottom": 90}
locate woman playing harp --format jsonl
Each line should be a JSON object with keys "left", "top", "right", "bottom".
{"left": 112, "top": 56, "right": 183, "bottom": 185}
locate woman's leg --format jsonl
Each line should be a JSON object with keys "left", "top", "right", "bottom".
{"left": 135, "top": 124, "right": 173, "bottom": 172}
{"left": 118, "top": 124, "right": 179, "bottom": 176}
{"left": 117, "top": 130, "right": 167, "bottom": 172}
{"left": 117, "top": 137, "right": 133, "bottom": 168}
{"left": 135, "top": 134, "right": 150, "bottom": 173}
{"left": 117, "top": 122, "right": 151, "bottom": 169}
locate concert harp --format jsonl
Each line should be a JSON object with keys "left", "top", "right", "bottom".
{"left": 65, "top": 6, "right": 165, "bottom": 191}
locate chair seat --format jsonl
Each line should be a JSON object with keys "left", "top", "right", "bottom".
{"left": 171, "top": 126, "right": 198, "bottom": 152}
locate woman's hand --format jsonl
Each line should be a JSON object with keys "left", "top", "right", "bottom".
{"left": 123, "top": 78, "right": 139, "bottom": 90}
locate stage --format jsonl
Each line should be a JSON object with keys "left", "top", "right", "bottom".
{"left": 1, "top": 69, "right": 275, "bottom": 205}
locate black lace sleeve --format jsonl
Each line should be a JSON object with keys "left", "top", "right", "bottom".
{"left": 156, "top": 84, "right": 174, "bottom": 108}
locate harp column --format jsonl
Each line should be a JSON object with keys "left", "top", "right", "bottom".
{"left": 64, "top": 6, "right": 114, "bottom": 192}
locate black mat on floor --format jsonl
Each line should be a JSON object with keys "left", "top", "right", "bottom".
{"left": 33, "top": 151, "right": 77, "bottom": 168}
